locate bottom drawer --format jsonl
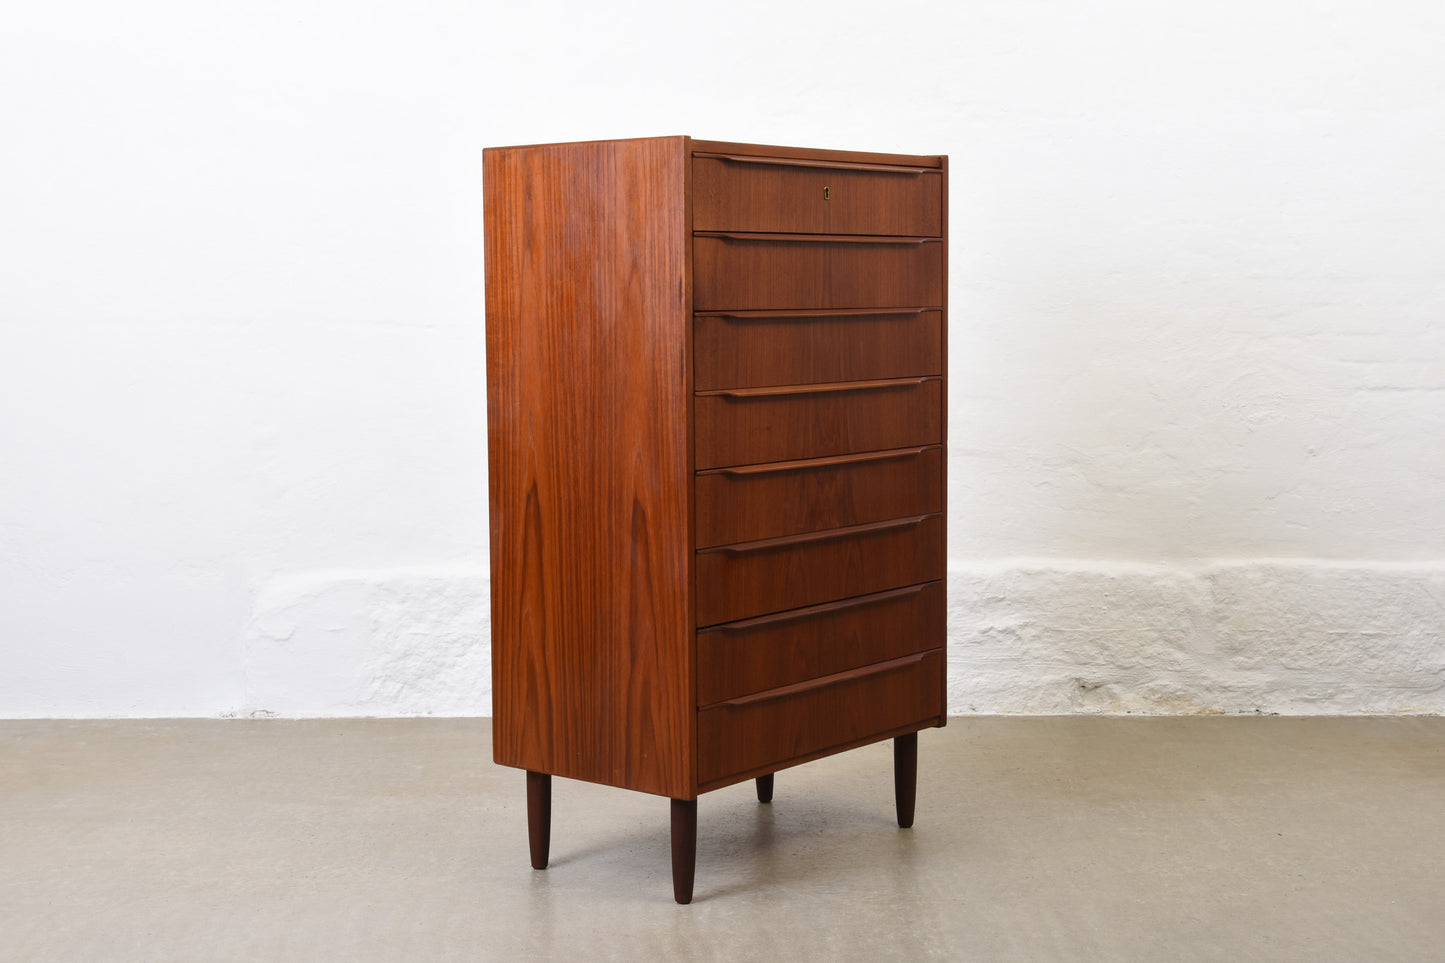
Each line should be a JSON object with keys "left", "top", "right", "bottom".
{"left": 697, "top": 649, "right": 944, "bottom": 787}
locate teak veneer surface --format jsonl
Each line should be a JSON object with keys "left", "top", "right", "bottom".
{"left": 693, "top": 233, "right": 943, "bottom": 311}
{"left": 696, "top": 650, "right": 944, "bottom": 786}
{"left": 693, "top": 309, "right": 944, "bottom": 390}
{"left": 696, "top": 581, "right": 946, "bottom": 705}
{"left": 693, "top": 153, "right": 943, "bottom": 235}
{"left": 484, "top": 137, "right": 694, "bottom": 800}
{"left": 695, "top": 513, "right": 946, "bottom": 626}
{"left": 695, "top": 445, "right": 944, "bottom": 547}
{"left": 694, "top": 377, "right": 943, "bottom": 470}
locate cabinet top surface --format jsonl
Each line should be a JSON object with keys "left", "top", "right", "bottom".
{"left": 483, "top": 136, "right": 945, "bottom": 169}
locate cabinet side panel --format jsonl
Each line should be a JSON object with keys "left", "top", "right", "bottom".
{"left": 937, "top": 156, "right": 949, "bottom": 726}
{"left": 484, "top": 138, "right": 692, "bottom": 798}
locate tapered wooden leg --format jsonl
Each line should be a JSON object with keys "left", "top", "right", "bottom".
{"left": 755, "top": 773, "right": 774, "bottom": 803}
{"left": 894, "top": 732, "right": 918, "bottom": 829}
{"left": 671, "top": 798, "right": 697, "bottom": 904}
{"left": 526, "top": 771, "right": 551, "bottom": 870}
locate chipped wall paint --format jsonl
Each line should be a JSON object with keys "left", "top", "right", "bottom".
{"left": 946, "top": 562, "right": 1445, "bottom": 715}
{"left": 225, "top": 561, "right": 1444, "bottom": 719}
{"left": 241, "top": 568, "right": 491, "bottom": 717}
{"left": 2, "top": 0, "right": 1443, "bottom": 717}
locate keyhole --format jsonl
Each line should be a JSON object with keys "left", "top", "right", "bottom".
{"left": 823, "top": 186, "right": 830, "bottom": 201}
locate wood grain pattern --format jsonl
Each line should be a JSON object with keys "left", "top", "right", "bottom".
{"left": 693, "top": 233, "right": 943, "bottom": 311}
{"left": 697, "top": 581, "right": 945, "bottom": 705}
{"left": 694, "top": 309, "right": 943, "bottom": 390}
{"left": 689, "top": 139, "right": 944, "bottom": 169}
{"left": 697, "top": 650, "right": 944, "bottom": 785}
{"left": 695, "top": 446, "right": 943, "bottom": 547}
{"left": 695, "top": 377, "right": 942, "bottom": 470}
{"left": 485, "top": 136, "right": 693, "bottom": 799}
{"left": 693, "top": 155, "right": 943, "bottom": 235}
{"left": 695, "top": 514, "right": 946, "bottom": 626}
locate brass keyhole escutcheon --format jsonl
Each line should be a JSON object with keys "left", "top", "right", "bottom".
{"left": 823, "top": 186, "right": 830, "bottom": 201}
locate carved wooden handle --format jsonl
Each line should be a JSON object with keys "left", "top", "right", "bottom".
{"left": 705, "top": 584, "right": 930, "bottom": 633}
{"left": 714, "top": 651, "right": 935, "bottom": 709}
{"left": 705, "top": 446, "right": 935, "bottom": 477}
{"left": 696, "top": 231, "right": 938, "bottom": 245}
{"left": 701, "top": 307, "right": 934, "bottom": 320}
{"left": 701, "top": 377, "right": 931, "bottom": 400}
{"left": 694, "top": 151, "right": 938, "bottom": 175}
{"left": 701, "top": 514, "right": 934, "bottom": 556}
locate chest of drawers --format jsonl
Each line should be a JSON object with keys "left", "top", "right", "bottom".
{"left": 484, "top": 136, "right": 947, "bottom": 902}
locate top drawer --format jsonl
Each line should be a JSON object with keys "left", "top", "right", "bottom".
{"left": 694, "top": 153, "right": 943, "bottom": 236}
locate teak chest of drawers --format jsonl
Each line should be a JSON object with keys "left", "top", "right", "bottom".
{"left": 483, "top": 136, "right": 947, "bottom": 903}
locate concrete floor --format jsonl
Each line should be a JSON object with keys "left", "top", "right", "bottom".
{"left": 2, "top": 718, "right": 1443, "bottom": 962}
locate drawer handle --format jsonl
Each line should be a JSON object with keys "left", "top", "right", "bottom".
{"left": 700, "top": 514, "right": 934, "bottom": 557}
{"left": 695, "top": 151, "right": 939, "bottom": 176}
{"left": 697, "top": 231, "right": 938, "bottom": 245}
{"left": 700, "top": 377, "right": 931, "bottom": 399}
{"left": 699, "top": 307, "right": 935, "bottom": 321}
{"left": 713, "top": 651, "right": 934, "bottom": 709}
{"left": 702, "top": 446, "right": 936, "bottom": 477}
{"left": 704, "top": 583, "right": 930, "bottom": 634}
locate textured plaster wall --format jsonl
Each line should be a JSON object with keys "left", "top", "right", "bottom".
{"left": 948, "top": 563, "right": 1445, "bottom": 715}
{"left": 2, "top": 0, "right": 1442, "bottom": 716}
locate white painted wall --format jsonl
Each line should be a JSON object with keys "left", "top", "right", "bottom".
{"left": 2, "top": 0, "right": 1441, "bottom": 717}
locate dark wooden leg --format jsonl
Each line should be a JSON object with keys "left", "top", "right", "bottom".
{"left": 755, "top": 773, "right": 774, "bottom": 803}
{"left": 670, "top": 798, "right": 697, "bottom": 904}
{"left": 894, "top": 732, "right": 918, "bottom": 829}
{"left": 526, "top": 771, "right": 551, "bottom": 870}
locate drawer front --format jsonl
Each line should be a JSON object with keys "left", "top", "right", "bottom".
{"left": 693, "top": 154, "right": 943, "bottom": 236}
{"left": 695, "top": 378, "right": 941, "bottom": 470}
{"left": 697, "top": 649, "right": 944, "bottom": 786}
{"left": 694, "top": 309, "right": 942, "bottom": 390}
{"left": 697, "top": 581, "right": 945, "bottom": 706}
{"left": 695, "top": 513, "right": 944, "bottom": 626}
{"left": 693, "top": 234, "right": 943, "bottom": 311}
{"left": 696, "top": 446, "right": 942, "bottom": 548}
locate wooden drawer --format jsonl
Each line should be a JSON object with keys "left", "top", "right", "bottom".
{"left": 697, "top": 649, "right": 944, "bottom": 786}
{"left": 693, "top": 153, "right": 943, "bottom": 236}
{"left": 695, "top": 377, "right": 941, "bottom": 470}
{"left": 693, "top": 234, "right": 943, "bottom": 311}
{"left": 695, "top": 513, "right": 944, "bottom": 626}
{"left": 697, "top": 581, "right": 945, "bottom": 706}
{"left": 696, "top": 446, "right": 942, "bottom": 548}
{"left": 694, "top": 309, "right": 942, "bottom": 390}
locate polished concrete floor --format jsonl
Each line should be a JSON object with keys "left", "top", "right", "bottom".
{"left": 2, "top": 717, "right": 1443, "bottom": 961}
